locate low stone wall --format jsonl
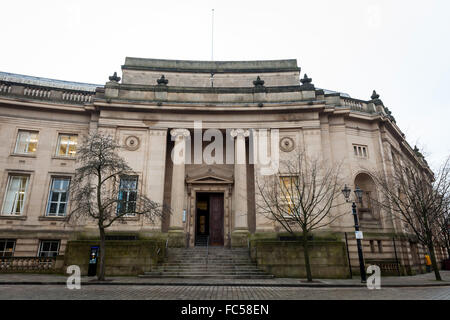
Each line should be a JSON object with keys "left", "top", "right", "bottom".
{"left": 250, "top": 239, "right": 350, "bottom": 279}
{"left": 64, "top": 240, "right": 165, "bottom": 276}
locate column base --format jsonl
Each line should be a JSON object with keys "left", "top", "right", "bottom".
{"left": 168, "top": 228, "right": 186, "bottom": 248}
{"left": 231, "top": 229, "right": 250, "bottom": 248}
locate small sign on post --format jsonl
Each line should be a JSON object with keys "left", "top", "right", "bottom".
{"left": 355, "top": 231, "right": 364, "bottom": 239}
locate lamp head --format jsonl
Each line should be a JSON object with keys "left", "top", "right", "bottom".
{"left": 341, "top": 184, "right": 351, "bottom": 202}
{"left": 354, "top": 186, "right": 363, "bottom": 203}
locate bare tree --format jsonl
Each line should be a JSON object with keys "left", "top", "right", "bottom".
{"left": 256, "top": 151, "right": 344, "bottom": 282}
{"left": 67, "top": 132, "right": 167, "bottom": 281}
{"left": 372, "top": 155, "right": 450, "bottom": 281}
{"left": 436, "top": 191, "right": 450, "bottom": 259}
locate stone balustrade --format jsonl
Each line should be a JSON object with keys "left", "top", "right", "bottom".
{"left": 341, "top": 97, "right": 369, "bottom": 112}
{"left": 0, "top": 81, "right": 95, "bottom": 105}
{"left": 24, "top": 87, "right": 51, "bottom": 98}
{"left": 0, "top": 83, "right": 11, "bottom": 93}
{"left": 0, "top": 256, "right": 57, "bottom": 272}
{"left": 62, "top": 91, "right": 94, "bottom": 103}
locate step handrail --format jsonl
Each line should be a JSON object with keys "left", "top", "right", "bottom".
{"left": 206, "top": 235, "right": 209, "bottom": 271}
{"left": 165, "top": 238, "right": 169, "bottom": 258}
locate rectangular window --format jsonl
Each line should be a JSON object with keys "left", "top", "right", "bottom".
{"left": 2, "top": 175, "right": 29, "bottom": 215}
{"left": 38, "top": 240, "right": 60, "bottom": 257}
{"left": 117, "top": 176, "right": 138, "bottom": 216}
{"left": 14, "top": 130, "right": 38, "bottom": 154}
{"left": 279, "top": 176, "right": 298, "bottom": 216}
{"left": 353, "top": 144, "right": 368, "bottom": 158}
{"left": 0, "top": 239, "right": 16, "bottom": 257}
{"left": 46, "top": 178, "right": 70, "bottom": 216}
{"left": 56, "top": 134, "right": 78, "bottom": 157}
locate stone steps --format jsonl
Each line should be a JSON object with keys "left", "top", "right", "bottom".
{"left": 153, "top": 267, "right": 264, "bottom": 272}
{"left": 138, "top": 274, "right": 275, "bottom": 279}
{"left": 139, "top": 247, "right": 274, "bottom": 279}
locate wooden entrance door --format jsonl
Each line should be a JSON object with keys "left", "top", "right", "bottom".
{"left": 209, "top": 193, "right": 224, "bottom": 246}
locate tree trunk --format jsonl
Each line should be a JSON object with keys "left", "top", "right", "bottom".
{"left": 98, "top": 226, "right": 106, "bottom": 281}
{"left": 428, "top": 244, "right": 442, "bottom": 281}
{"left": 302, "top": 231, "right": 313, "bottom": 282}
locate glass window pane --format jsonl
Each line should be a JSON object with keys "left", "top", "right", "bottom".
{"left": 58, "top": 203, "right": 66, "bottom": 215}
{"left": 5, "top": 241, "right": 14, "bottom": 250}
{"left": 15, "top": 131, "right": 29, "bottom": 153}
{"left": 27, "top": 132, "right": 38, "bottom": 153}
{"left": 42, "top": 242, "right": 50, "bottom": 252}
{"left": 67, "top": 136, "right": 77, "bottom": 156}
{"left": 61, "top": 179, "right": 70, "bottom": 190}
{"left": 50, "top": 242, "right": 58, "bottom": 251}
{"left": 58, "top": 136, "right": 68, "bottom": 155}
{"left": 49, "top": 203, "right": 57, "bottom": 214}
{"left": 59, "top": 192, "right": 67, "bottom": 202}
{"left": 51, "top": 192, "right": 60, "bottom": 202}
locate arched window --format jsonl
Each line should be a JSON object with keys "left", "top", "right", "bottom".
{"left": 354, "top": 173, "right": 379, "bottom": 221}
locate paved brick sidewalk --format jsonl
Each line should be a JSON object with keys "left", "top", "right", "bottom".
{"left": 0, "top": 284, "right": 449, "bottom": 300}
{"left": 0, "top": 271, "right": 449, "bottom": 287}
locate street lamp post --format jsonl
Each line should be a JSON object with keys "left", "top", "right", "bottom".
{"left": 342, "top": 184, "right": 367, "bottom": 283}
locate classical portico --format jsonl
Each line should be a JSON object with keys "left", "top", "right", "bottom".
{"left": 167, "top": 127, "right": 252, "bottom": 248}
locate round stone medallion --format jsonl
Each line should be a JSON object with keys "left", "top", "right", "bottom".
{"left": 124, "top": 135, "right": 140, "bottom": 151}
{"left": 279, "top": 137, "right": 295, "bottom": 152}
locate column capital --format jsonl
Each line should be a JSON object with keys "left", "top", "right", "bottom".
{"left": 170, "top": 128, "right": 190, "bottom": 139}
{"left": 230, "top": 129, "right": 250, "bottom": 138}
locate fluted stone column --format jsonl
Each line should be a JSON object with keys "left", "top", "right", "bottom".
{"left": 168, "top": 128, "right": 190, "bottom": 247}
{"left": 230, "top": 129, "right": 250, "bottom": 247}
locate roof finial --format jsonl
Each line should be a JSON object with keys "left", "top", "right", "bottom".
{"left": 157, "top": 75, "right": 169, "bottom": 85}
{"left": 300, "top": 74, "right": 312, "bottom": 85}
{"left": 108, "top": 72, "right": 121, "bottom": 82}
{"left": 299, "top": 73, "right": 314, "bottom": 90}
{"left": 371, "top": 90, "right": 380, "bottom": 100}
{"left": 253, "top": 76, "right": 265, "bottom": 87}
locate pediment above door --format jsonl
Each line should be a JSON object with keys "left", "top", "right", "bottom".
{"left": 186, "top": 165, "right": 234, "bottom": 185}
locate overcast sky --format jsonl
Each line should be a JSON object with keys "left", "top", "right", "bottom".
{"left": 1, "top": 0, "right": 449, "bottom": 170}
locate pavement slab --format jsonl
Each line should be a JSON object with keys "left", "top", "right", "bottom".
{"left": 0, "top": 271, "right": 449, "bottom": 288}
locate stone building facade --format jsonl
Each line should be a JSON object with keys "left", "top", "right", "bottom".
{"left": 0, "top": 58, "right": 447, "bottom": 275}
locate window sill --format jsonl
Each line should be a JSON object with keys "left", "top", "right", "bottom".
{"left": 118, "top": 216, "right": 140, "bottom": 221}
{"left": 52, "top": 156, "right": 77, "bottom": 161}
{"left": 0, "top": 215, "right": 27, "bottom": 220}
{"left": 10, "top": 153, "right": 37, "bottom": 159}
{"left": 38, "top": 216, "right": 67, "bottom": 221}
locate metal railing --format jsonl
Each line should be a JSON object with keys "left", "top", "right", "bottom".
{"left": 0, "top": 256, "right": 56, "bottom": 272}
{"left": 165, "top": 238, "right": 169, "bottom": 258}
{"left": 206, "top": 236, "right": 210, "bottom": 271}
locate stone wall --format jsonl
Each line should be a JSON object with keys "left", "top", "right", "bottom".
{"left": 64, "top": 240, "right": 165, "bottom": 276}
{"left": 250, "top": 238, "right": 350, "bottom": 279}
